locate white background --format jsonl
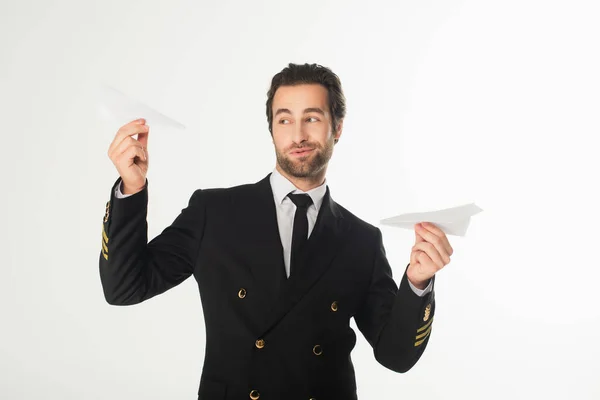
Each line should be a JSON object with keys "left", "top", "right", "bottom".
{"left": 1, "top": 0, "right": 599, "bottom": 398}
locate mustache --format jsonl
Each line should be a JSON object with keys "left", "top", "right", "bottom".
{"left": 287, "top": 143, "right": 320, "bottom": 152}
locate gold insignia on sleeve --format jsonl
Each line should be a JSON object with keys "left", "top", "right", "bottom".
{"left": 417, "top": 318, "right": 433, "bottom": 333}
{"left": 416, "top": 326, "right": 431, "bottom": 340}
{"left": 414, "top": 331, "right": 431, "bottom": 346}
{"left": 102, "top": 225, "right": 109, "bottom": 244}
{"left": 415, "top": 317, "right": 434, "bottom": 347}
{"left": 104, "top": 201, "right": 110, "bottom": 223}
{"left": 101, "top": 225, "right": 109, "bottom": 260}
{"left": 423, "top": 303, "right": 431, "bottom": 322}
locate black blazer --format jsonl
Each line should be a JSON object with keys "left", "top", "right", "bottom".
{"left": 99, "top": 173, "right": 436, "bottom": 400}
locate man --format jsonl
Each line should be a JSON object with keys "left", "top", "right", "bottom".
{"left": 100, "top": 63, "right": 453, "bottom": 399}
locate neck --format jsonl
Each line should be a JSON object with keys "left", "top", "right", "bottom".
{"left": 276, "top": 164, "right": 327, "bottom": 192}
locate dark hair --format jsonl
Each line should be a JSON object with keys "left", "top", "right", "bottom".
{"left": 266, "top": 63, "right": 346, "bottom": 135}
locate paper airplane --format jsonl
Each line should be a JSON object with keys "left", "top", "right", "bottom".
{"left": 97, "top": 83, "right": 186, "bottom": 130}
{"left": 380, "top": 203, "right": 483, "bottom": 237}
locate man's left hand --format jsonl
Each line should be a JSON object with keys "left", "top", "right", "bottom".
{"left": 407, "top": 222, "right": 454, "bottom": 290}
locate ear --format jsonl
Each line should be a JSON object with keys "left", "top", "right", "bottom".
{"left": 334, "top": 120, "right": 344, "bottom": 143}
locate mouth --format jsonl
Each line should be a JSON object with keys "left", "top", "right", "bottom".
{"left": 290, "top": 148, "right": 314, "bottom": 156}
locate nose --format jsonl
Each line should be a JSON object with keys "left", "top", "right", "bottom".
{"left": 291, "top": 122, "right": 309, "bottom": 145}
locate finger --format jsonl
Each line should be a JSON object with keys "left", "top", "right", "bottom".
{"left": 108, "top": 120, "right": 149, "bottom": 157}
{"left": 111, "top": 136, "right": 144, "bottom": 161}
{"left": 117, "top": 145, "right": 147, "bottom": 165}
{"left": 417, "top": 251, "right": 435, "bottom": 271}
{"left": 415, "top": 244, "right": 443, "bottom": 271}
{"left": 421, "top": 222, "right": 453, "bottom": 256}
{"left": 420, "top": 222, "right": 452, "bottom": 253}
{"left": 416, "top": 224, "right": 452, "bottom": 263}
{"left": 109, "top": 126, "right": 143, "bottom": 159}
{"left": 414, "top": 224, "right": 425, "bottom": 243}
{"left": 113, "top": 122, "right": 149, "bottom": 152}
{"left": 413, "top": 242, "right": 446, "bottom": 270}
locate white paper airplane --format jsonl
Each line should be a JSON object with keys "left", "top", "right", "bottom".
{"left": 380, "top": 203, "right": 483, "bottom": 237}
{"left": 97, "top": 83, "right": 186, "bottom": 130}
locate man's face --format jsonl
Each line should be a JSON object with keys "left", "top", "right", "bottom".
{"left": 271, "top": 84, "right": 341, "bottom": 178}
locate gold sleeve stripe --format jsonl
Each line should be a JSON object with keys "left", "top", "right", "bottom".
{"left": 416, "top": 326, "right": 432, "bottom": 340}
{"left": 414, "top": 329, "right": 431, "bottom": 347}
{"left": 102, "top": 226, "right": 109, "bottom": 243}
{"left": 417, "top": 317, "right": 433, "bottom": 333}
{"left": 102, "top": 240, "right": 108, "bottom": 253}
{"left": 102, "top": 249, "right": 108, "bottom": 260}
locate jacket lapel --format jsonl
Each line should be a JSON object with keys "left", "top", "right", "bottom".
{"left": 246, "top": 174, "right": 288, "bottom": 308}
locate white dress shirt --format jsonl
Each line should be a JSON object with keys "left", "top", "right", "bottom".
{"left": 114, "top": 169, "right": 433, "bottom": 296}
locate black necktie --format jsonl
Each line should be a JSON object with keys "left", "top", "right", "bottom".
{"left": 287, "top": 193, "right": 313, "bottom": 277}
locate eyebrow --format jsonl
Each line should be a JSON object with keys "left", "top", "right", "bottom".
{"left": 274, "top": 107, "right": 325, "bottom": 117}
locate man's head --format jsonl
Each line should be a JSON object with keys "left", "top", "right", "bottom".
{"left": 266, "top": 63, "right": 346, "bottom": 179}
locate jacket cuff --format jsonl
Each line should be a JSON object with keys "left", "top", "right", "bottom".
{"left": 107, "top": 177, "right": 148, "bottom": 226}
{"left": 399, "top": 263, "right": 436, "bottom": 345}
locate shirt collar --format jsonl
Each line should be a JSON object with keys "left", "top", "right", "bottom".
{"left": 270, "top": 168, "right": 327, "bottom": 213}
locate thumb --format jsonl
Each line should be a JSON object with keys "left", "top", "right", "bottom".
{"left": 137, "top": 130, "right": 149, "bottom": 148}
{"left": 410, "top": 247, "right": 420, "bottom": 266}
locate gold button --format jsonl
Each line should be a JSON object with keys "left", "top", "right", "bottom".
{"left": 249, "top": 389, "right": 260, "bottom": 399}
{"left": 331, "top": 301, "right": 338, "bottom": 312}
{"left": 423, "top": 303, "right": 431, "bottom": 322}
{"left": 313, "top": 345, "right": 323, "bottom": 356}
{"left": 255, "top": 339, "right": 265, "bottom": 349}
{"left": 238, "top": 288, "right": 246, "bottom": 299}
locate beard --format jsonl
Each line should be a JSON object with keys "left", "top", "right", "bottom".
{"left": 276, "top": 138, "right": 334, "bottom": 178}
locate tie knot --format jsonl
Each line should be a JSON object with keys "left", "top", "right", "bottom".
{"left": 288, "top": 193, "right": 313, "bottom": 209}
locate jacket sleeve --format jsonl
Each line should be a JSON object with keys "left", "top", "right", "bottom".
{"left": 99, "top": 177, "right": 206, "bottom": 305}
{"left": 354, "top": 227, "right": 436, "bottom": 373}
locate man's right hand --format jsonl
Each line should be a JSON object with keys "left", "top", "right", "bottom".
{"left": 107, "top": 118, "right": 150, "bottom": 195}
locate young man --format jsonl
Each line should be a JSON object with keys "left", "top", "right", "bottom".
{"left": 100, "top": 63, "right": 453, "bottom": 399}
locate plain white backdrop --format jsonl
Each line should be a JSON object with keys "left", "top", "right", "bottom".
{"left": 1, "top": 0, "right": 599, "bottom": 398}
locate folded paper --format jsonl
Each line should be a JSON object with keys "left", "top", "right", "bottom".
{"left": 380, "top": 203, "right": 483, "bottom": 237}
{"left": 97, "top": 83, "right": 186, "bottom": 130}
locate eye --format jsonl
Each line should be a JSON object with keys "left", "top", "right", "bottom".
{"left": 279, "top": 119, "right": 290, "bottom": 124}
{"left": 306, "top": 117, "right": 319, "bottom": 122}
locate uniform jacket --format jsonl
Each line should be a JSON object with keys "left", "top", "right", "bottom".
{"left": 99, "top": 173, "right": 436, "bottom": 400}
